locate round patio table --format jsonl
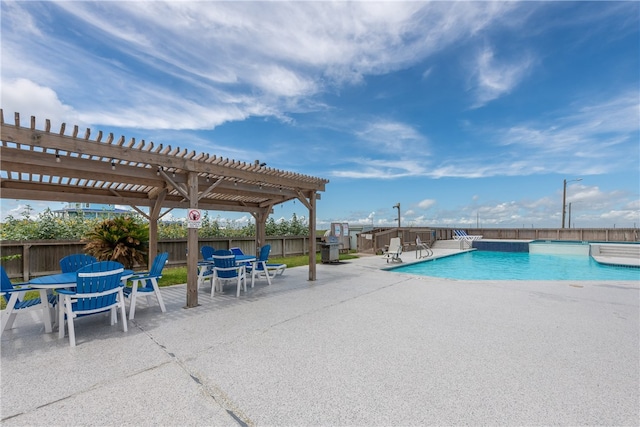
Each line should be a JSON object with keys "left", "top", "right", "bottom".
{"left": 29, "top": 270, "right": 133, "bottom": 333}
{"left": 204, "top": 255, "right": 256, "bottom": 264}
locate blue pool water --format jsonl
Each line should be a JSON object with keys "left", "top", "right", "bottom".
{"left": 392, "top": 251, "right": 640, "bottom": 281}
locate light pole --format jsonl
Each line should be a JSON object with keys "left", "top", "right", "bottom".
{"left": 392, "top": 202, "right": 401, "bottom": 231}
{"left": 568, "top": 201, "right": 582, "bottom": 228}
{"left": 568, "top": 202, "right": 573, "bottom": 228}
{"left": 562, "top": 178, "right": 582, "bottom": 228}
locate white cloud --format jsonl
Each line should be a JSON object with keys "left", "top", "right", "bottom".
{"left": 470, "top": 45, "right": 535, "bottom": 108}
{"left": 1, "top": 1, "right": 522, "bottom": 129}
{"left": 497, "top": 91, "right": 640, "bottom": 173}
{"left": 418, "top": 199, "right": 436, "bottom": 209}
{"left": 425, "top": 91, "right": 640, "bottom": 179}
{"left": 332, "top": 157, "right": 430, "bottom": 179}
{"left": 1, "top": 79, "right": 79, "bottom": 128}
{"left": 370, "top": 182, "right": 639, "bottom": 228}
{"left": 0, "top": 201, "right": 62, "bottom": 221}
{"left": 1, "top": 203, "right": 34, "bottom": 220}
{"left": 467, "top": 185, "right": 640, "bottom": 228}
{"left": 231, "top": 215, "right": 252, "bottom": 226}
{"left": 355, "top": 120, "right": 429, "bottom": 154}
{"left": 600, "top": 209, "right": 640, "bottom": 224}
{"left": 330, "top": 89, "right": 637, "bottom": 181}
{"left": 252, "top": 65, "right": 318, "bottom": 98}
{"left": 503, "top": 92, "right": 639, "bottom": 151}
{"left": 624, "top": 199, "right": 640, "bottom": 211}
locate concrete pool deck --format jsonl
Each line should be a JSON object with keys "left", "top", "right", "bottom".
{"left": 2, "top": 248, "right": 639, "bottom": 426}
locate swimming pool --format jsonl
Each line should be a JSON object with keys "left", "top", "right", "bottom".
{"left": 391, "top": 251, "right": 640, "bottom": 281}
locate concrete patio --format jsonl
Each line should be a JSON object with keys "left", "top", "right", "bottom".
{"left": 2, "top": 248, "right": 639, "bottom": 426}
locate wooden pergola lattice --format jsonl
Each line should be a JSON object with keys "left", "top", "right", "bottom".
{"left": 0, "top": 110, "right": 328, "bottom": 308}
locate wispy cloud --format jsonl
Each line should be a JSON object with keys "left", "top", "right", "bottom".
{"left": 470, "top": 45, "right": 535, "bottom": 108}
{"left": 418, "top": 199, "right": 436, "bottom": 209}
{"left": 499, "top": 91, "right": 639, "bottom": 166}
{"left": 432, "top": 91, "right": 639, "bottom": 179}
{"left": 355, "top": 120, "right": 429, "bottom": 154}
{"left": 323, "top": 117, "right": 432, "bottom": 178}
{"left": 331, "top": 89, "right": 638, "bottom": 181}
{"left": 0, "top": 1, "right": 520, "bottom": 129}
{"left": 333, "top": 157, "right": 429, "bottom": 180}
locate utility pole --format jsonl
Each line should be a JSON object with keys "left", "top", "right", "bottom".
{"left": 562, "top": 178, "right": 582, "bottom": 228}
{"left": 392, "top": 203, "right": 401, "bottom": 237}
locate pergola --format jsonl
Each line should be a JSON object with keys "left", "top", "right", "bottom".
{"left": 0, "top": 110, "right": 329, "bottom": 308}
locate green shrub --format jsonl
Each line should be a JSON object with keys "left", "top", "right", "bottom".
{"left": 83, "top": 217, "right": 149, "bottom": 268}
{"left": 1, "top": 206, "right": 311, "bottom": 241}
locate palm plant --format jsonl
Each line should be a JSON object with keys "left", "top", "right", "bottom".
{"left": 83, "top": 216, "right": 148, "bottom": 269}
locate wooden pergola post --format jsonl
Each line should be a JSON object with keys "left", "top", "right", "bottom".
{"left": 146, "top": 192, "right": 165, "bottom": 268}
{"left": 308, "top": 192, "right": 317, "bottom": 281}
{"left": 148, "top": 206, "right": 158, "bottom": 268}
{"left": 131, "top": 188, "right": 166, "bottom": 270}
{"left": 295, "top": 190, "right": 317, "bottom": 281}
{"left": 186, "top": 172, "right": 199, "bottom": 308}
{"left": 252, "top": 210, "right": 269, "bottom": 256}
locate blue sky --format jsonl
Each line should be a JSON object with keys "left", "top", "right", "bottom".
{"left": 1, "top": 1, "right": 639, "bottom": 229}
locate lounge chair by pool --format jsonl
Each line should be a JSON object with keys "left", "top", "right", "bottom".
{"left": 383, "top": 237, "right": 403, "bottom": 263}
{"left": 453, "top": 230, "right": 483, "bottom": 241}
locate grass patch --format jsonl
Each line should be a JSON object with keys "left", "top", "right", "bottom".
{"left": 158, "top": 252, "right": 359, "bottom": 287}
{"left": 0, "top": 288, "right": 40, "bottom": 310}
{"left": 271, "top": 252, "right": 358, "bottom": 268}
{"left": 158, "top": 266, "right": 188, "bottom": 287}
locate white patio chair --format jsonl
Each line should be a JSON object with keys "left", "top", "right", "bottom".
{"left": 57, "top": 261, "right": 127, "bottom": 347}
{"left": 123, "top": 252, "right": 168, "bottom": 320}
{"left": 383, "top": 237, "right": 403, "bottom": 263}
{"left": 1, "top": 266, "right": 57, "bottom": 335}
{"left": 248, "top": 244, "right": 287, "bottom": 287}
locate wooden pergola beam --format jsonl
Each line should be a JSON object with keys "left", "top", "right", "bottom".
{"left": 2, "top": 125, "right": 325, "bottom": 192}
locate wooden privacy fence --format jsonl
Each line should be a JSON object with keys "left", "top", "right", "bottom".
{"left": 463, "top": 227, "right": 638, "bottom": 242}
{"left": 357, "top": 228, "right": 437, "bottom": 255}
{"left": 357, "top": 227, "right": 639, "bottom": 254}
{"left": 1, "top": 236, "right": 310, "bottom": 280}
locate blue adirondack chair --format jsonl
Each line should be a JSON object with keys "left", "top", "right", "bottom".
{"left": 59, "top": 254, "right": 98, "bottom": 273}
{"left": 197, "top": 246, "right": 216, "bottom": 291}
{"left": 197, "top": 261, "right": 214, "bottom": 291}
{"left": 230, "top": 247, "right": 254, "bottom": 269}
{"left": 1, "top": 266, "right": 57, "bottom": 335}
{"left": 201, "top": 246, "right": 215, "bottom": 260}
{"left": 57, "top": 261, "right": 127, "bottom": 347}
{"left": 123, "top": 252, "right": 168, "bottom": 319}
{"left": 229, "top": 247, "right": 244, "bottom": 257}
{"left": 249, "top": 244, "right": 286, "bottom": 287}
{"left": 211, "top": 250, "right": 246, "bottom": 297}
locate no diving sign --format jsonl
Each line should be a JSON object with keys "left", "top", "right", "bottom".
{"left": 187, "top": 209, "right": 202, "bottom": 228}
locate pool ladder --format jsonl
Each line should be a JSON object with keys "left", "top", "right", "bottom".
{"left": 416, "top": 244, "right": 433, "bottom": 259}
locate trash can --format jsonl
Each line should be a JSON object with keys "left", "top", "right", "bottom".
{"left": 321, "top": 236, "right": 340, "bottom": 263}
